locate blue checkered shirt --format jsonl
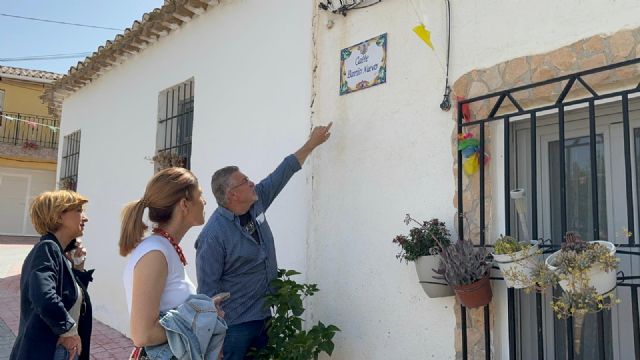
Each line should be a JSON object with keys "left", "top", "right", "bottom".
{"left": 195, "top": 154, "right": 301, "bottom": 326}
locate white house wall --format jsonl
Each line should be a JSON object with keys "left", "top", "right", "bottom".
{"left": 55, "top": 0, "right": 640, "bottom": 358}
{"left": 309, "top": 0, "right": 640, "bottom": 359}
{"left": 56, "top": 0, "right": 313, "bottom": 336}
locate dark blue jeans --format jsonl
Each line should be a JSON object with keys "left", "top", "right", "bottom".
{"left": 223, "top": 318, "right": 269, "bottom": 360}
{"left": 53, "top": 345, "right": 78, "bottom": 360}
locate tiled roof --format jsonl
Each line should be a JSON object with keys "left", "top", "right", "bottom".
{"left": 44, "top": 0, "right": 219, "bottom": 114}
{"left": 0, "top": 66, "right": 63, "bottom": 81}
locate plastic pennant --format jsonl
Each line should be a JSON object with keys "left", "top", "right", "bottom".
{"left": 463, "top": 153, "right": 480, "bottom": 175}
{"left": 456, "top": 96, "right": 471, "bottom": 122}
{"left": 458, "top": 138, "right": 479, "bottom": 151}
{"left": 412, "top": 24, "right": 434, "bottom": 50}
{"left": 460, "top": 145, "right": 478, "bottom": 158}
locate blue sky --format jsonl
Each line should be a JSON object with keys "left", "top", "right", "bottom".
{"left": 1, "top": 1, "right": 164, "bottom": 74}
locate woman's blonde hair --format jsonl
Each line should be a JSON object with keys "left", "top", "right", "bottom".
{"left": 119, "top": 167, "right": 199, "bottom": 256}
{"left": 30, "top": 190, "right": 88, "bottom": 235}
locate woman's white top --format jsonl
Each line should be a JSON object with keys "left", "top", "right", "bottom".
{"left": 123, "top": 235, "right": 196, "bottom": 313}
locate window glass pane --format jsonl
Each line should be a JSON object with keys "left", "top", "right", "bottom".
{"left": 548, "top": 134, "right": 612, "bottom": 359}
{"left": 549, "top": 135, "right": 607, "bottom": 243}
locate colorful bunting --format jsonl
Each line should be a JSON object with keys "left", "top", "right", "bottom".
{"left": 412, "top": 24, "right": 433, "bottom": 50}
{"left": 0, "top": 114, "right": 59, "bottom": 132}
{"left": 457, "top": 96, "right": 471, "bottom": 122}
{"left": 458, "top": 132, "right": 490, "bottom": 176}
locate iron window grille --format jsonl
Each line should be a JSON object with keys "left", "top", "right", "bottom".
{"left": 156, "top": 78, "right": 194, "bottom": 170}
{"left": 59, "top": 130, "right": 81, "bottom": 191}
{"left": 457, "top": 57, "right": 640, "bottom": 360}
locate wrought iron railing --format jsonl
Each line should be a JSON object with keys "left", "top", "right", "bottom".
{"left": 457, "top": 57, "right": 640, "bottom": 360}
{"left": 0, "top": 111, "right": 59, "bottom": 149}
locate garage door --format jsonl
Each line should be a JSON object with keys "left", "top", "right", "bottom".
{"left": 0, "top": 174, "right": 29, "bottom": 235}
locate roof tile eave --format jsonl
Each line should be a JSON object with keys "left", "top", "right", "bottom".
{"left": 0, "top": 65, "right": 64, "bottom": 81}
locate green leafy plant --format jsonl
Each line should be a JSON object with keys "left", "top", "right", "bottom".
{"left": 252, "top": 269, "right": 340, "bottom": 360}
{"left": 392, "top": 215, "right": 452, "bottom": 262}
{"left": 493, "top": 235, "right": 531, "bottom": 255}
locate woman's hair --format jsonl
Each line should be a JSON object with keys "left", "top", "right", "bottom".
{"left": 119, "top": 167, "right": 199, "bottom": 256}
{"left": 30, "top": 190, "right": 88, "bottom": 235}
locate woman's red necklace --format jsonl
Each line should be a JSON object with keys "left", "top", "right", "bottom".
{"left": 152, "top": 228, "right": 187, "bottom": 266}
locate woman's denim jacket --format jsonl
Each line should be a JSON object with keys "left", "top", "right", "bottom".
{"left": 145, "top": 294, "right": 227, "bottom": 360}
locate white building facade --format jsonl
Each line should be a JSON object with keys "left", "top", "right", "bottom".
{"left": 52, "top": 0, "right": 640, "bottom": 358}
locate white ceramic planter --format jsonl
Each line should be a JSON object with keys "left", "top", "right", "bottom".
{"left": 493, "top": 244, "right": 540, "bottom": 289}
{"left": 545, "top": 240, "right": 617, "bottom": 295}
{"left": 414, "top": 255, "right": 454, "bottom": 298}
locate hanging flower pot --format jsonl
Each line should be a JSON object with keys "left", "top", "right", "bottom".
{"left": 414, "top": 255, "right": 454, "bottom": 298}
{"left": 452, "top": 275, "right": 493, "bottom": 308}
{"left": 545, "top": 240, "right": 617, "bottom": 295}
{"left": 434, "top": 239, "right": 493, "bottom": 308}
{"left": 393, "top": 215, "right": 454, "bottom": 298}
{"left": 494, "top": 245, "right": 540, "bottom": 289}
{"left": 492, "top": 236, "right": 540, "bottom": 289}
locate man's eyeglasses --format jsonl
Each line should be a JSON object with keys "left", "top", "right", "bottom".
{"left": 230, "top": 177, "right": 250, "bottom": 190}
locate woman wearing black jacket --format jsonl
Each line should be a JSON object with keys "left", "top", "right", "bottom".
{"left": 10, "top": 190, "right": 94, "bottom": 360}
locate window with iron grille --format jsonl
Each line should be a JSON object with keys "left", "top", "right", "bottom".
{"left": 156, "top": 78, "right": 194, "bottom": 170}
{"left": 59, "top": 130, "right": 81, "bottom": 191}
{"left": 456, "top": 58, "right": 640, "bottom": 360}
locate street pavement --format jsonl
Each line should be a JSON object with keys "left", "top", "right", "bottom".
{"left": 0, "top": 236, "right": 133, "bottom": 359}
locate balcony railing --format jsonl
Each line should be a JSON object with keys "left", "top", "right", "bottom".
{"left": 0, "top": 111, "right": 59, "bottom": 150}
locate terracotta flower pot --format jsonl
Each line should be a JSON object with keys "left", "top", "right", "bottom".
{"left": 452, "top": 275, "right": 493, "bottom": 308}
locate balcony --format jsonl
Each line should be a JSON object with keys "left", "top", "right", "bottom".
{"left": 0, "top": 112, "right": 59, "bottom": 150}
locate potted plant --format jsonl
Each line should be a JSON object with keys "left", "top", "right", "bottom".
{"left": 492, "top": 235, "right": 540, "bottom": 289}
{"left": 148, "top": 150, "right": 187, "bottom": 171}
{"left": 252, "top": 269, "right": 340, "bottom": 360}
{"left": 542, "top": 232, "right": 619, "bottom": 318}
{"left": 393, "top": 215, "right": 453, "bottom": 298}
{"left": 435, "top": 238, "right": 493, "bottom": 308}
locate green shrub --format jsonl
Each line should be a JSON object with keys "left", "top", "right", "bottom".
{"left": 252, "top": 269, "right": 340, "bottom": 360}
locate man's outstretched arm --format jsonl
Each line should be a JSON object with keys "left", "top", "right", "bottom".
{"left": 294, "top": 122, "right": 332, "bottom": 165}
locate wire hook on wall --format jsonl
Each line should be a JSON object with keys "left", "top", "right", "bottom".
{"left": 439, "top": 0, "right": 452, "bottom": 112}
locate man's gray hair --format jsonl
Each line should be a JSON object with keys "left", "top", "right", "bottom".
{"left": 211, "top": 166, "right": 239, "bottom": 206}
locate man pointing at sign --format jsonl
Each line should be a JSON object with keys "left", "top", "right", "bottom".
{"left": 195, "top": 122, "right": 333, "bottom": 359}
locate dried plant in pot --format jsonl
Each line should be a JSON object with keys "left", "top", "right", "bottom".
{"left": 149, "top": 151, "right": 187, "bottom": 171}
{"left": 543, "top": 232, "right": 619, "bottom": 318}
{"left": 393, "top": 214, "right": 453, "bottom": 298}
{"left": 492, "top": 235, "right": 540, "bottom": 289}
{"left": 434, "top": 238, "right": 493, "bottom": 308}
{"left": 58, "top": 178, "right": 77, "bottom": 191}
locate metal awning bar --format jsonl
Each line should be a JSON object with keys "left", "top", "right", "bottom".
{"left": 461, "top": 87, "right": 640, "bottom": 128}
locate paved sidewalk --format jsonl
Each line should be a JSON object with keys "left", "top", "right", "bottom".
{"left": 0, "top": 236, "right": 133, "bottom": 359}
